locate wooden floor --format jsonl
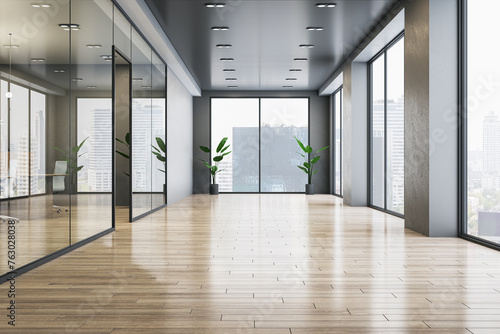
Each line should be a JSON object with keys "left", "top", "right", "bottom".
{"left": 1, "top": 194, "right": 500, "bottom": 333}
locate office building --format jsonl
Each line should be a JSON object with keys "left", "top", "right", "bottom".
{"left": 0, "top": 0, "right": 499, "bottom": 332}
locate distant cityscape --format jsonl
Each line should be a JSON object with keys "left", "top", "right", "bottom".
{"left": 468, "top": 110, "right": 500, "bottom": 240}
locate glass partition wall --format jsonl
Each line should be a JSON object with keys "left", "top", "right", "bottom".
{"left": 332, "top": 87, "right": 343, "bottom": 197}
{"left": 0, "top": 0, "right": 167, "bottom": 281}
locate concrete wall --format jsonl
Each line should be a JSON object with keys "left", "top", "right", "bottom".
{"left": 193, "top": 90, "right": 330, "bottom": 194}
{"left": 167, "top": 67, "right": 194, "bottom": 204}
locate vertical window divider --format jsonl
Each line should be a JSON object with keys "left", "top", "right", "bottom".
{"left": 258, "top": 98, "right": 261, "bottom": 194}
{"left": 384, "top": 51, "right": 388, "bottom": 211}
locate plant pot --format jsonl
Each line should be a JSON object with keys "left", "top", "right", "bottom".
{"left": 210, "top": 184, "right": 219, "bottom": 195}
{"left": 305, "top": 184, "right": 314, "bottom": 195}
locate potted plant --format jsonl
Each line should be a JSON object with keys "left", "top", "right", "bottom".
{"left": 295, "top": 137, "right": 329, "bottom": 195}
{"left": 152, "top": 137, "right": 166, "bottom": 195}
{"left": 55, "top": 137, "right": 88, "bottom": 194}
{"left": 116, "top": 133, "right": 130, "bottom": 176}
{"left": 199, "top": 137, "right": 231, "bottom": 195}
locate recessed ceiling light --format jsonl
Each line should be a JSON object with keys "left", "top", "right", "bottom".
{"left": 53, "top": 69, "right": 66, "bottom": 73}
{"left": 86, "top": 44, "right": 102, "bottom": 49}
{"left": 286, "top": 78, "right": 297, "bottom": 81}
{"left": 225, "top": 78, "right": 237, "bottom": 81}
{"left": 294, "top": 58, "right": 308, "bottom": 61}
{"left": 223, "top": 69, "right": 236, "bottom": 72}
{"left": 142, "top": 86, "right": 152, "bottom": 89}
{"left": 315, "top": 3, "right": 336, "bottom": 8}
{"left": 32, "top": 3, "right": 51, "bottom": 7}
{"left": 132, "top": 78, "right": 143, "bottom": 82}
{"left": 220, "top": 58, "right": 234, "bottom": 61}
{"left": 101, "top": 55, "right": 113, "bottom": 61}
{"left": 216, "top": 44, "right": 232, "bottom": 48}
{"left": 3, "top": 45, "right": 19, "bottom": 48}
{"left": 59, "top": 23, "right": 80, "bottom": 31}
{"left": 72, "top": 78, "right": 83, "bottom": 82}
{"left": 211, "top": 26, "right": 229, "bottom": 31}
{"left": 228, "top": 85, "right": 238, "bottom": 88}
{"left": 306, "top": 27, "right": 324, "bottom": 31}
{"left": 204, "top": 3, "right": 226, "bottom": 8}
{"left": 283, "top": 86, "right": 294, "bottom": 88}
{"left": 289, "top": 69, "right": 302, "bottom": 72}
{"left": 86, "top": 86, "right": 97, "bottom": 89}
{"left": 31, "top": 58, "right": 45, "bottom": 62}
{"left": 299, "top": 44, "right": 315, "bottom": 48}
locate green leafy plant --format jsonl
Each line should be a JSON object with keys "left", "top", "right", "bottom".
{"left": 295, "top": 137, "right": 329, "bottom": 184}
{"left": 152, "top": 137, "right": 166, "bottom": 174}
{"left": 116, "top": 133, "right": 130, "bottom": 176}
{"left": 55, "top": 137, "right": 89, "bottom": 185}
{"left": 199, "top": 137, "right": 231, "bottom": 184}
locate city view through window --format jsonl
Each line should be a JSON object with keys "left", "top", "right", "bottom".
{"left": 211, "top": 98, "right": 308, "bottom": 192}
{"left": 467, "top": 0, "right": 500, "bottom": 244}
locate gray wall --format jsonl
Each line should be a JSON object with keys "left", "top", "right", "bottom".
{"left": 167, "top": 67, "right": 194, "bottom": 204}
{"left": 193, "top": 91, "right": 330, "bottom": 194}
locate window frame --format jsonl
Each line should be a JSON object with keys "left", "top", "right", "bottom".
{"left": 332, "top": 86, "right": 343, "bottom": 197}
{"left": 368, "top": 31, "right": 405, "bottom": 218}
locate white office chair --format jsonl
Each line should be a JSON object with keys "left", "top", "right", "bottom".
{"left": 53, "top": 161, "right": 68, "bottom": 213}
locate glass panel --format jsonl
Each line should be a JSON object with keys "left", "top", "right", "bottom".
{"left": 211, "top": 98, "right": 260, "bottom": 192}
{"left": 386, "top": 38, "right": 405, "bottom": 214}
{"left": 132, "top": 28, "right": 153, "bottom": 217}
{"left": 30, "top": 91, "right": 46, "bottom": 195}
{"left": 77, "top": 98, "right": 112, "bottom": 192}
{"left": 467, "top": 0, "right": 500, "bottom": 244}
{"left": 9, "top": 83, "right": 30, "bottom": 198}
{"left": 334, "top": 90, "right": 342, "bottom": 195}
{"left": 0, "top": 0, "right": 71, "bottom": 275}
{"left": 260, "top": 98, "right": 308, "bottom": 192}
{"left": 151, "top": 53, "right": 166, "bottom": 209}
{"left": 371, "top": 54, "right": 385, "bottom": 208}
{"left": 0, "top": 81, "right": 8, "bottom": 199}
{"left": 71, "top": 0, "right": 113, "bottom": 243}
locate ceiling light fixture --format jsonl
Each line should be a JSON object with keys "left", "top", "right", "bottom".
{"left": 299, "top": 44, "right": 315, "bottom": 48}
{"left": 132, "top": 78, "right": 143, "bottom": 81}
{"left": 32, "top": 3, "right": 52, "bottom": 7}
{"left": 220, "top": 58, "right": 234, "bottom": 61}
{"left": 142, "top": 86, "right": 152, "bottom": 89}
{"left": 223, "top": 69, "right": 236, "bottom": 72}
{"left": 204, "top": 3, "right": 226, "bottom": 8}
{"left": 100, "top": 55, "right": 113, "bottom": 61}
{"left": 315, "top": 3, "right": 336, "bottom": 8}
{"left": 306, "top": 26, "right": 324, "bottom": 31}
{"left": 59, "top": 23, "right": 80, "bottom": 31}
{"left": 286, "top": 78, "right": 297, "bottom": 81}
{"left": 31, "top": 58, "right": 45, "bottom": 62}
{"left": 289, "top": 69, "right": 302, "bottom": 72}
{"left": 86, "top": 86, "right": 97, "bottom": 89}
{"left": 211, "top": 26, "right": 229, "bottom": 31}
{"left": 283, "top": 86, "right": 294, "bottom": 88}
{"left": 3, "top": 44, "right": 19, "bottom": 48}
{"left": 53, "top": 69, "right": 66, "bottom": 73}
{"left": 293, "top": 58, "right": 308, "bottom": 61}
{"left": 225, "top": 78, "right": 237, "bottom": 81}
{"left": 86, "top": 44, "right": 102, "bottom": 49}
{"left": 216, "top": 44, "right": 232, "bottom": 48}
{"left": 72, "top": 78, "right": 83, "bottom": 82}
{"left": 228, "top": 85, "right": 238, "bottom": 88}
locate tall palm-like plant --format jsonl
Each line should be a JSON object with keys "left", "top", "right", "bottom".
{"left": 152, "top": 137, "right": 166, "bottom": 173}
{"left": 199, "top": 137, "right": 231, "bottom": 184}
{"left": 55, "top": 137, "right": 89, "bottom": 186}
{"left": 295, "top": 137, "right": 329, "bottom": 184}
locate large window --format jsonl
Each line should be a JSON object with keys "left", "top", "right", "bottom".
{"left": 370, "top": 34, "right": 405, "bottom": 216}
{"left": 463, "top": 0, "right": 500, "bottom": 245}
{"left": 211, "top": 98, "right": 308, "bottom": 192}
{"left": 0, "top": 81, "right": 46, "bottom": 199}
{"left": 332, "top": 87, "right": 343, "bottom": 197}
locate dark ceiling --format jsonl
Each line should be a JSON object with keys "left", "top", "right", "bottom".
{"left": 144, "top": 0, "right": 398, "bottom": 91}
